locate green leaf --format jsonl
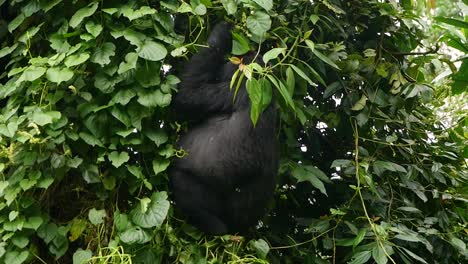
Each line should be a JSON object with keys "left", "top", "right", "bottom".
{"left": 85, "top": 21, "right": 103, "bottom": 38}
{"left": 122, "top": 6, "right": 156, "bottom": 21}
{"left": 220, "top": 0, "right": 238, "bottom": 14}
{"left": 145, "top": 128, "right": 168, "bottom": 146}
{"left": 131, "top": 192, "right": 170, "bottom": 228}
{"left": 152, "top": 158, "right": 170, "bottom": 176}
{"left": 348, "top": 251, "right": 372, "bottom": 264}
{"left": 65, "top": 53, "right": 90, "bottom": 67}
{"left": 289, "top": 64, "right": 314, "bottom": 85}
{"left": 118, "top": 52, "right": 138, "bottom": 74}
{"left": 12, "top": 236, "right": 29, "bottom": 248}
{"left": 135, "top": 61, "right": 161, "bottom": 87}
{"left": 250, "top": 239, "right": 270, "bottom": 259}
{"left": 246, "top": 78, "right": 262, "bottom": 125}
{"left": 21, "top": 66, "right": 46, "bottom": 82}
{"left": 193, "top": 4, "right": 207, "bottom": 15}
{"left": 353, "top": 229, "right": 366, "bottom": 247}
{"left": 108, "top": 151, "right": 130, "bottom": 168}
{"left": 450, "top": 237, "right": 466, "bottom": 252}
{"left": 285, "top": 67, "right": 295, "bottom": 96}
{"left": 262, "top": 48, "right": 286, "bottom": 64}
{"left": 88, "top": 208, "right": 106, "bottom": 225}
{"left": 246, "top": 12, "right": 271, "bottom": 38}
{"left": 372, "top": 245, "right": 388, "bottom": 264}
{"left": 46, "top": 67, "right": 74, "bottom": 84}
{"left": 305, "top": 40, "right": 340, "bottom": 70}
{"left": 73, "top": 249, "right": 92, "bottom": 264}
{"left": 373, "top": 161, "right": 407, "bottom": 173}
{"left": 33, "top": 111, "right": 61, "bottom": 126}
{"left": 434, "top": 16, "right": 468, "bottom": 29}
{"left": 8, "top": 14, "right": 26, "bottom": 33}
{"left": 111, "top": 89, "right": 137, "bottom": 105}
{"left": 69, "top": 219, "right": 87, "bottom": 242}
{"left": 323, "top": 81, "right": 342, "bottom": 99}
{"left": 401, "top": 248, "right": 428, "bottom": 264}
{"left": 120, "top": 227, "right": 151, "bottom": 244}
{"left": 351, "top": 95, "right": 367, "bottom": 111}
{"left": 252, "top": 0, "right": 273, "bottom": 11}
{"left": 137, "top": 90, "right": 172, "bottom": 108}
{"left": 292, "top": 166, "right": 327, "bottom": 195}
{"left": 91, "top": 42, "right": 116, "bottom": 66}
{"left": 94, "top": 73, "right": 115, "bottom": 93}
{"left": 69, "top": 2, "right": 99, "bottom": 28}
{"left": 137, "top": 40, "right": 168, "bottom": 61}
{"left": 232, "top": 32, "right": 250, "bottom": 55}
{"left": 4, "top": 250, "right": 29, "bottom": 264}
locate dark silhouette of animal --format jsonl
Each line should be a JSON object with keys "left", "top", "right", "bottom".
{"left": 170, "top": 22, "right": 278, "bottom": 235}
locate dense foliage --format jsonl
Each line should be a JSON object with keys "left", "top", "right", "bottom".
{"left": 0, "top": 0, "right": 466, "bottom": 263}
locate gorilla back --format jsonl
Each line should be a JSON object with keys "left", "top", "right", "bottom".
{"left": 170, "top": 22, "right": 279, "bottom": 235}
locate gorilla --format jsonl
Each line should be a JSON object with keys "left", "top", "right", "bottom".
{"left": 170, "top": 22, "right": 279, "bottom": 235}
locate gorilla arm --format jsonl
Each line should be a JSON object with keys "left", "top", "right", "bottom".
{"left": 172, "top": 22, "right": 235, "bottom": 119}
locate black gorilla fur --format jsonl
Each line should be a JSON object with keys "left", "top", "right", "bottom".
{"left": 170, "top": 22, "right": 279, "bottom": 235}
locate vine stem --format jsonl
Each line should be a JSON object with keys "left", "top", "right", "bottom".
{"left": 352, "top": 120, "right": 396, "bottom": 264}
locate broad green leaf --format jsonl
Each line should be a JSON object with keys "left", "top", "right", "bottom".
{"left": 108, "top": 151, "right": 130, "bottom": 168}
{"left": 373, "top": 161, "right": 407, "bottom": 173}
{"left": 193, "top": 4, "right": 207, "bottom": 15}
{"left": 21, "top": 66, "right": 46, "bottom": 82}
{"left": 122, "top": 6, "right": 156, "bottom": 20}
{"left": 4, "top": 250, "right": 29, "bottom": 264}
{"left": 137, "top": 90, "right": 171, "bottom": 108}
{"left": 353, "top": 229, "right": 366, "bottom": 247}
{"left": 152, "top": 159, "right": 170, "bottom": 175}
{"left": 32, "top": 111, "right": 61, "bottom": 126}
{"left": 73, "top": 249, "right": 92, "bottom": 264}
{"left": 94, "top": 73, "right": 115, "bottom": 93}
{"left": 232, "top": 32, "right": 250, "bottom": 55}
{"left": 0, "top": 43, "right": 18, "bottom": 58}
{"left": 323, "top": 81, "right": 342, "bottom": 99}
{"left": 114, "top": 212, "right": 129, "bottom": 231}
{"left": 220, "top": 0, "right": 238, "bottom": 15}
{"left": 111, "top": 89, "right": 137, "bottom": 105}
{"left": 69, "top": 219, "right": 87, "bottom": 242}
{"left": 250, "top": 239, "right": 270, "bottom": 259}
{"left": 118, "top": 52, "right": 138, "bottom": 74}
{"left": 46, "top": 67, "right": 74, "bottom": 84}
{"left": 262, "top": 48, "right": 286, "bottom": 64}
{"left": 12, "top": 235, "right": 29, "bottom": 248}
{"left": 351, "top": 95, "right": 367, "bottom": 111}
{"left": 145, "top": 128, "right": 168, "bottom": 146}
{"left": 119, "top": 227, "right": 151, "bottom": 244}
{"left": 252, "top": 0, "right": 273, "bottom": 11}
{"left": 292, "top": 166, "right": 327, "bottom": 195}
{"left": 91, "top": 42, "right": 116, "bottom": 66}
{"left": 69, "top": 2, "right": 99, "bottom": 28}
{"left": 348, "top": 251, "right": 372, "bottom": 264}
{"left": 247, "top": 12, "right": 271, "bottom": 38}
{"left": 88, "top": 208, "right": 106, "bottom": 225}
{"left": 8, "top": 14, "right": 26, "bottom": 33}
{"left": 372, "top": 245, "right": 388, "bottom": 264}
{"left": 64, "top": 53, "right": 90, "bottom": 67}
{"left": 246, "top": 78, "right": 262, "bottom": 125}
{"left": 136, "top": 61, "right": 161, "bottom": 87}
{"left": 450, "top": 237, "right": 466, "bottom": 252}
{"left": 85, "top": 21, "right": 103, "bottom": 38}
{"left": 137, "top": 40, "right": 167, "bottom": 61}
{"left": 131, "top": 192, "right": 170, "bottom": 228}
